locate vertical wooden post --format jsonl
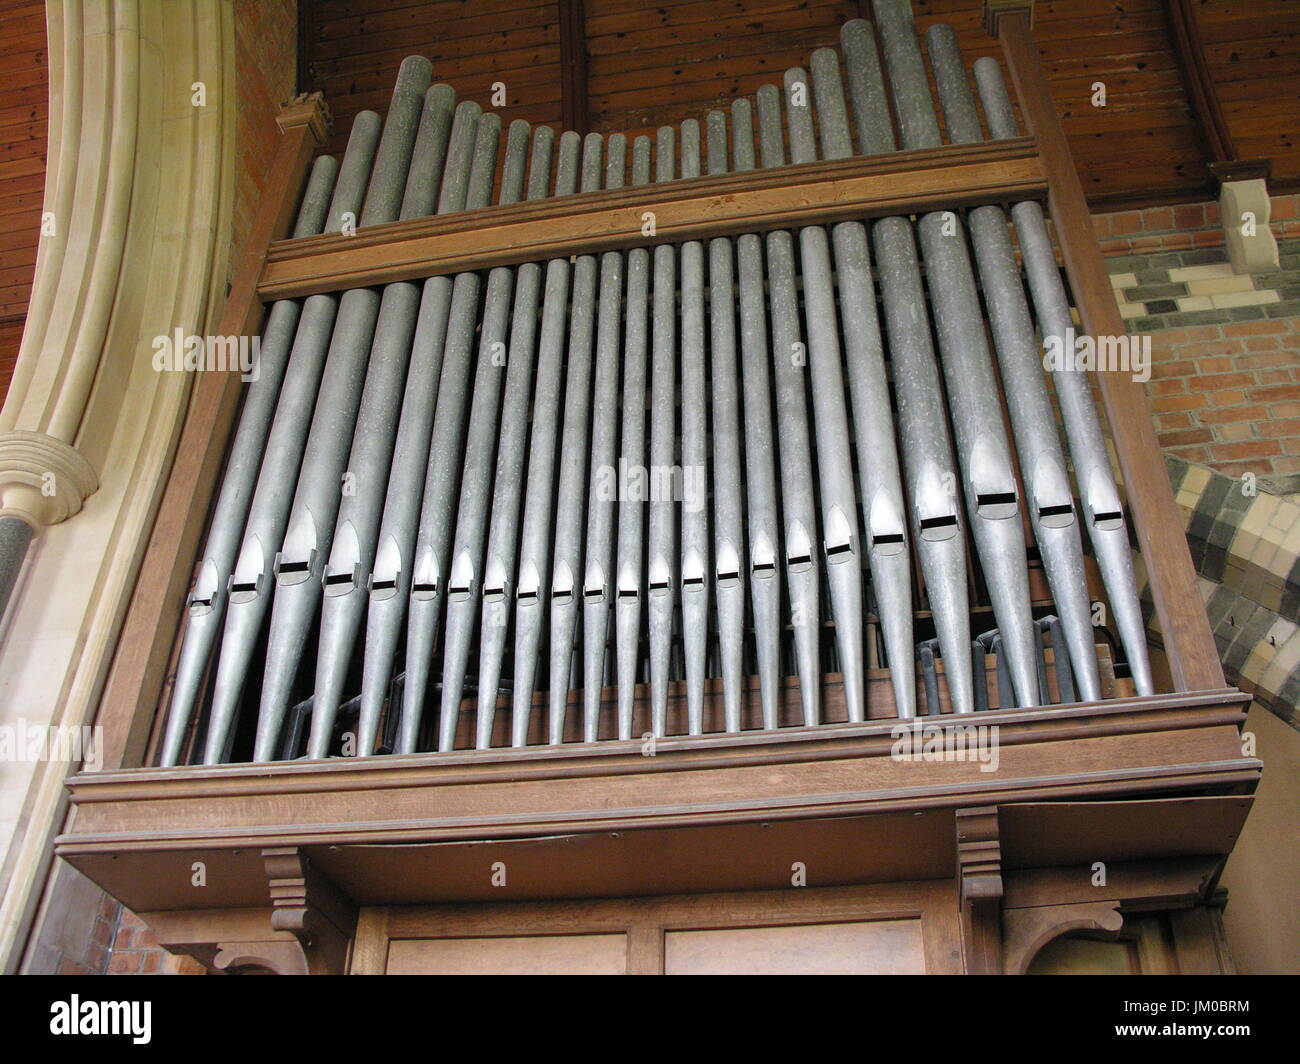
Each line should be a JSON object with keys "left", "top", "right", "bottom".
{"left": 95, "top": 93, "right": 331, "bottom": 771}
{"left": 988, "top": 3, "right": 1225, "bottom": 693}
{"left": 558, "top": 0, "right": 590, "bottom": 136}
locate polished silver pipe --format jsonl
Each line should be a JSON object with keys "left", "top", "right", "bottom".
{"left": 646, "top": 124, "right": 678, "bottom": 737}
{"left": 731, "top": 97, "right": 781, "bottom": 730}
{"left": 201, "top": 110, "right": 382, "bottom": 764}
{"left": 757, "top": 83, "right": 821, "bottom": 726}
{"left": 974, "top": 57, "right": 1154, "bottom": 696}
{"left": 474, "top": 126, "right": 557, "bottom": 749}
{"left": 581, "top": 135, "right": 629, "bottom": 742}
{"left": 927, "top": 30, "right": 1100, "bottom": 703}
{"left": 812, "top": 46, "right": 916, "bottom": 719}
{"left": 308, "top": 83, "right": 462, "bottom": 759}
{"left": 677, "top": 118, "right": 710, "bottom": 735}
{"left": 159, "top": 154, "right": 339, "bottom": 766}
{"left": 705, "top": 110, "right": 746, "bottom": 733}
{"left": 435, "top": 120, "right": 537, "bottom": 753}
{"left": 356, "top": 99, "right": 486, "bottom": 754}
{"left": 510, "top": 131, "right": 584, "bottom": 746}
{"left": 613, "top": 135, "right": 653, "bottom": 741}
{"left": 790, "top": 62, "right": 867, "bottom": 723}
{"left": 397, "top": 111, "right": 503, "bottom": 753}
{"left": 253, "top": 57, "right": 434, "bottom": 761}
{"left": 546, "top": 132, "right": 605, "bottom": 744}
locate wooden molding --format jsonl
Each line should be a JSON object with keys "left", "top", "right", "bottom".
{"left": 957, "top": 806, "right": 1004, "bottom": 974}
{"left": 264, "top": 847, "right": 356, "bottom": 975}
{"left": 984, "top": 0, "right": 1033, "bottom": 38}
{"left": 1003, "top": 900, "right": 1124, "bottom": 975}
{"left": 995, "top": 9, "right": 1225, "bottom": 694}
{"left": 557, "top": 0, "right": 589, "bottom": 136}
{"left": 257, "top": 139, "right": 1047, "bottom": 299}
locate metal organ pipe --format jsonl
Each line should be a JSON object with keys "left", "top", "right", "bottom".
{"left": 974, "top": 57, "right": 1155, "bottom": 696}
{"left": 158, "top": 154, "right": 340, "bottom": 766}
{"left": 200, "top": 110, "right": 382, "bottom": 764}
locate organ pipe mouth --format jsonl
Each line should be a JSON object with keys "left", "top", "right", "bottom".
{"left": 323, "top": 565, "right": 360, "bottom": 595}
{"left": 483, "top": 583, "right": 507, "bottom": 604}
{"left": 1092, "top": 509, "right": 1125, "bottom": 532}
{"left": 919, "top": 513, "right": 959, "bottom": 541}
{"left": 1036, "top": 502, "right": 1076, "bottom": 528}
{"left": 273, "top": 550, "right": 317, "bottom": 585}
{"left": 975, "top": 491, "right": 1019, "bottom": 520}
{"left": 871, "top": 531, "right": 906, "bottom": 555}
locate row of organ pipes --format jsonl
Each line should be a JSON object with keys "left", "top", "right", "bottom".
{"left": 160, "top": 0, "right": 1154, "bottom": 767}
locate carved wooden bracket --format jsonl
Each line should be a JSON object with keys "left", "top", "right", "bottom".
{"left": 1003, "top": 901, "right": 1125, "bottom": 975}
{"left": 262, "top": 847, "right": 357, "bottom": 975}
{"left": 957, "top": 806, "right": 1004, "bottom": 974}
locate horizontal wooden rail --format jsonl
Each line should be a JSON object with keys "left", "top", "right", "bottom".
{"left": 258, "top": 138, "right": 1046, "bottom": 299}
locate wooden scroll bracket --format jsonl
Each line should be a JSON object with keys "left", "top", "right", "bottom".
{"left": 990, "top": 2, "right": 1226, "bottom": 694}
{"left": 258, "top": 138, "right": 1047, "bottom": 299}
{"left": 957, "top": 806, "right": 1004, "bottom": 975}
{"left": 93, "top": 93, "right": 331, "bottom": 772}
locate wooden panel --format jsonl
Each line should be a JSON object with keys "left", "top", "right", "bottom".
{"left": 663, "top": 919, "right": 924, "bottom": 974}
{"left": 388, "top": 933, "right": 628, "bottom": 975}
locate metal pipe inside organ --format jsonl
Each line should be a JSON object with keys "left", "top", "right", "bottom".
{"left": 162, "top": 1, "right": 1163, "bottom": 766}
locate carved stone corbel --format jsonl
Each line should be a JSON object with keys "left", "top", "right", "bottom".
{"left": 956, "top": 806, "right": 1004, "bottom": 974}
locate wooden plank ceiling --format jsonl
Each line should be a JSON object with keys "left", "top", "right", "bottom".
{"left": 300, "top": 0, "right": 1300, "bottom": 207}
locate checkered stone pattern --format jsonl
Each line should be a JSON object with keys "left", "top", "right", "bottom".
{"left": 1145, "top": 456, "right": 1300, "bottom": 730}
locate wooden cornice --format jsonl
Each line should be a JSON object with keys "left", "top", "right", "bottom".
{"left": 257, "top": 138, "right": 1047, "bottom": 300}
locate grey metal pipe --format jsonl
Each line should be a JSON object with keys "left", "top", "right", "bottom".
{"left": 356, "top": 99, "right": 484, "bottom": 755}
{"left": 201, "top": 111, "right": 381, "bottom": 764}
{"left": 308, "top": 84, "right": 463, "bottom": 759}
{"left": 581, "top": 134, "right": 629, "bottom": 743}
{"left": 926, "top": 31, "right": 1101, "bottom": 703}
{"left": 159, "top": 153, "right": 339, "bottom": 766}
{"left": 646, "top": 124, "right": 678, "bottom": 738}
{"left": 840, "top": 19, "right": 897, "bottom": 155}
{"left": 397, "top": 111, "right": 503, "bottom": 753}
{"left": 704, "top": 110, "right": 746, "bottom": 733}
{"left": 871, "top": 0, "right": 942, "bottom": 149}
{"left": 510, "top": 131, "right": 584, "bottom": 746}
{"left": 731, "top": 97, "right": 781, "bottom": 730}
{"left": 812, "top": 48, "right": 916, "bottom": 719}
{"left": 792, "top": 62, "right": 867, "bottom": 723}
{"left": 253, "top": 58, "right": 434, "bottom": 762}
{"left": 475, "top": 126, "right": 557, "bottom": 749}
{"left": 974, "top": 56, "right": 1154, "bottom": 696}
{"left": 546, "top": 132, "right": 605, "bottom": 744}
{"left": 677, "top": 118, "right": 710, "bottom": 736}
{"left": 757, "top": 83, "right": 821, "bottom": 727}
{"left": 436, "top": 119, "right": 536, "bottom": 753}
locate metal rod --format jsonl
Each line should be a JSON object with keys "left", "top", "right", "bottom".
{"left": 974, "top": 56, "right": 1154, "bottom": 697}
{"left": 510, "top": 131, "right": 584, "bottom": 746}
{"left": 159, "top": 153, "right": 340, "bottom": 766}
{"left": 201, "top": 111, "right": 382, "bottom": 764}
{"left": 757, "top": 82, "right": 821, "bottom": 726}
{"left": 731, "top": 97, "right": 782, "bottom": 730}
{"left": 614, "top": 135, "right": 653, "bottom": 741}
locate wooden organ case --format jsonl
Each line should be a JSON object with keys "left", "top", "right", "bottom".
{"left": 56, "top": 1, "right": 1256, "bottom": 975}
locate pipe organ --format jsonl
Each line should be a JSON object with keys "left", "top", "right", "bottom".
{"left": 159, "top": 2, "right": 1156, "bottom": 767}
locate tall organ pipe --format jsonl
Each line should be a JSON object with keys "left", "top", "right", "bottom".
{"left": 705, "top": 110, "right": 746, "bottom": 732}
{"left": 581, "top": 135, "right": 630, "bottom": 742}
{"left": 613, "top": 136, "right": 654, "bottom": 740}
{"left": 473, "top": 126, "right": 558, "bottom": 749}
{"left": 308, "top": 84, "right": 461, "bottom": 758}
{"left": 926, "top": 28, "right": 1101, "bottom": 703}
{"left": 546, "top": 133, "right": 606, "bottom": 744}
{"left": 974, "top": 57, "right": 1154, "bottom": 696}
{"left": 158, "top": 154, "right": 340, "bottom": 766}
{"left": 510, "top": 132, "right": 584, "bottom": 746}
{"left": 757, "top": 84, "right": 821, "bottom": 726}
{"left": 396, "top": 111, "right": 504, "bottom": 753}
{"left": 731, "top": 98, "right": 782, "bottom": 730}
{"left": 253, "top": 57, "right": 435, "bottom": 761}
{"left": 356, "top": 100, "right": 492, "bottom": 753}
{"left": 436, "top": 120, "right": 541, "bottom": 752}
{"left": 811, "top": 46, "right": 916, "bottom": 719}
{"left": 646, "top": 125, "right": 678, "bottom": 737}
{"left": 200, "top": 111, "right": 382, "bottom": 764}
{"left": 678, "top": 118, "right": 711, "bottom": 735}
{"left": 787, "top": 63, "right": 867, "bottom": 723}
